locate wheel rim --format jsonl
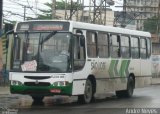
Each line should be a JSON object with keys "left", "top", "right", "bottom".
{"left": 84, "top": 80, "right": 92, "bottom": 103}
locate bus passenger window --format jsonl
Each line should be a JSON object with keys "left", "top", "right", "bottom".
{"left": 140, "top": 38, "right": 147, "bottom": 59}
{"left": 110, "top": 34, "right": 120, "bottom": 58}
{"left": 121, "top": 36, "right": 130, "bottom": 58}
{"left": 146, "top": 38, "right": 151, "bottom": 58}
{"left": 73, "top": 35, "right": 86, "bottom": 71}
{"left": 98, "top": 32, "right": 109, "bottom": 58}
{"left": 87, "top": 31, "right": 97, "bottom": 57}
{"left": 131, "top": 37, "right": 139, "bottom": 59}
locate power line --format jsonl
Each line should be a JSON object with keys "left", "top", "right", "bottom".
{"left": 3, "top": 0, "right": 50, "bottom": 19}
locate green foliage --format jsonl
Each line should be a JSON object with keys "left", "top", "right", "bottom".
{"left": 143, "top": 16, "right": 160, "bottom": 34}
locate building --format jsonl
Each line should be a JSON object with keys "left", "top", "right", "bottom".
{"left": 125, "top": 0, "right": 159, "bottom": 30}
{"left": 56, "top": 9, "right": 114, "bottom": 26}
{"left": 124, "top": 0, "right": 160, "bottom": 54}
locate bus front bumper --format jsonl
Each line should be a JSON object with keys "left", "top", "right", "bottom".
{"left": 10, "top": 84, "right": 73, "bottom": 96}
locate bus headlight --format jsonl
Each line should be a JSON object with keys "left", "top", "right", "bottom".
{"left": 53, "top": 81, "right": 69, "bottom": 86}
{"left": 11, "top": 80, "right": 23, "bottom": 86}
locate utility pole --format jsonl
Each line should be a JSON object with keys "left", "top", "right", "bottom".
{"left": 23, "top": 5, "right": 33, "bottom": 21}
{"left": 64, "top": 0, "right": 113, "bottom": 24}
{"left": 157, "top": 0, "right": 160, "bottom": 42}
{"left": 0, "top": 0, "right": 3, "bottom": 30}
{"left": 23, "top": 6, "right": 26, "bottom": 21}
{"left": 52, "top": 0, "right": 56, "bottom": 19}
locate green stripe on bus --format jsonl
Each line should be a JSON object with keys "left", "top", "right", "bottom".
{"left": 114, "top": 60, "right": 119, "bottom": 76}
{"left": 125, "top": 60, "right": 130, "bottom": 77}
{"left": 109, "top": 60, "right": 119, "bottom": 78}
{"left": 119, "top": 60, "right": 130, "bottom": 82}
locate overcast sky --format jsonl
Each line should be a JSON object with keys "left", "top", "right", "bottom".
{"left": 3, "top": 0, "right": 123, "bottom": 22}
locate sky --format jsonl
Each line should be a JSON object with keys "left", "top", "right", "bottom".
{"left": 3, "top": 0, "right": 123, "bottom": 22}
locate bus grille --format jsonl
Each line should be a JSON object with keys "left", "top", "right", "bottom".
{"left": 24, "top": 76, "right": 51, "bottom": 80}
{"left": 24, "top": 82, "right": 51, "bottom": 86}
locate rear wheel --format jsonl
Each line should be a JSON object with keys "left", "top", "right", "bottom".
{"left": 78, "top": 79, "right": 93, "bottom": 104}
{"left": 116, "top": 76, "right": 134, "bottom": 98}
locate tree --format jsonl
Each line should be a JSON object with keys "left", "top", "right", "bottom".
{"left": 143, "top": 16, "right": 160, "bottom": 34}
{"left": 28, "top": 0, "right": 83, "bottom": 20}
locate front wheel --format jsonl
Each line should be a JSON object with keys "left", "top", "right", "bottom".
{"left": 31, "top": 96, "right": 44, "bottom": 104}
{"left": 78, "top": 79, "right": 93, "bottom": 104}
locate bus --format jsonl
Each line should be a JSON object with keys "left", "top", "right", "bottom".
{"left": 7, "top": 20, "right": 152, "bottom": 103}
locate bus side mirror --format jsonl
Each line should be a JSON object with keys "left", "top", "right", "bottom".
{"left": 5, "top": 30, "right": 14, "bottom": 48}
{"left": 4, "top": 23, "right": 14, "bottom": 33}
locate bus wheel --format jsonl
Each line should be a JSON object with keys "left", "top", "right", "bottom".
{"left": 126, "top": 76, "right": 134, "bottom": 97}
{"left": 78, "top": 79, "right": 93, "bottom": 104}
{"left": 116, "top": 76, "right": 134, "bottom": 98}
{"left": 31, "top": 96, "right": 44, "bottom": 104}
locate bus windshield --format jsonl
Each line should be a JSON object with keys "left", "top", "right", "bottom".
{"left": 11, "top": 32, "right": 72, "bottom": 73}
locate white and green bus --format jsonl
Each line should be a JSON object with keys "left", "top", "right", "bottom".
{"left": 8, "top": 20, "right": 152, "bottom": 103}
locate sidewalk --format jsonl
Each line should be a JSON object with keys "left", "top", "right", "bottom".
{"left": 152, "top": 78, "right": 160, "bottom": 85}
{"left": 0, "top": 86, "right": 10, "bottom": 95}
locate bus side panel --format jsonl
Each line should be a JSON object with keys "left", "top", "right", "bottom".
{"left": 72, "top": 80, "right": 86, "bottom": 95}
{"left": 95, "top": 59, "right": 128, "bottom": 94}
{"left": 128, "top": 60, "right": 140, "bottom": 88}
{"left": 131, "top": 59, "right": 151, "bottom": 88}
{"left": 140, "top": 59, "right": 152, "bottom": 87}
{"left": 72, "top": 63, "right": 90, "bottom": 95}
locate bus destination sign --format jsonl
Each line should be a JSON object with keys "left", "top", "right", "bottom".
{"left": 32, "top": 24, "right": 63, "bottom": 31}
{"left": 16, "top": 21, "right": 70, "bottom": 31}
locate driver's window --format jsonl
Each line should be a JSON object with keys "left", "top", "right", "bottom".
{"left": 42, "top": 33, "right": 69, "bottom": 55}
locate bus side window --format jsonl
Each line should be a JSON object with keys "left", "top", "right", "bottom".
{"left": 121, "top": 35, "right": 130, "bottom": 58}
{"left": 131, "top": 37, "right": 140, "bottom": 59}
{"left": 110, "top": 34, "right": 121, "bottom": 58}
{"left": 98, "top": 32, "right": 109, "bottom": 58}
{"left": 146, "top": 38, "right": 151, "bottom": 58}
{"left": 86, "top": 31, "right": 98, "bottom": 57}
{"left": 140, "top": 38, "right": 147, "bottom": 59}
{"left": 73, "top": 35, "right": 86, "bottom": 71}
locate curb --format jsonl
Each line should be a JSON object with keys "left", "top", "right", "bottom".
{"left": 0, "top": 86, "right": 10, "bottom": 95}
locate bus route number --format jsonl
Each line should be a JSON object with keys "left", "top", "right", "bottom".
{"left": 91, "top": 62, "right": 106, "bottom": 70}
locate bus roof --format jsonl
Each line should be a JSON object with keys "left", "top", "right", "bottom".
{"left": 69, "top": 21, "right": 151, "bottom": 38}
{"left": 16, "top": 20, "right": 151, "bottom": 38}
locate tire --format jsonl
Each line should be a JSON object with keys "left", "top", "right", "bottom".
{"left": 31, "top": 96, "right": 44, "bottom": 104}
{"left": 78, "top": 79, "right": 93, "bottom": 104}
{"left": 116, "top": 76, "right": 134, "bottom": 98}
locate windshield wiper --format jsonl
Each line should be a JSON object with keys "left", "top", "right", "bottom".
{"left": 40, "top": 31, "right": 57, "bottom": 45}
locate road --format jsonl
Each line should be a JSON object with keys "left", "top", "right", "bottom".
{"left": 1, "top": 85, "right": 160, "bottom": 114}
